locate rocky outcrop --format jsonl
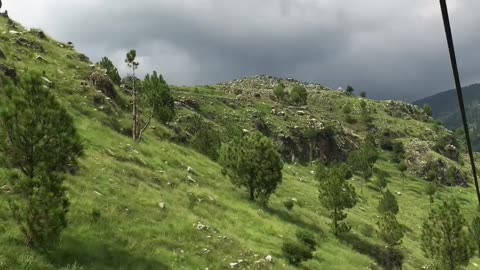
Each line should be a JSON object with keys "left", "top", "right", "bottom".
{"left": 277, "top": 124, "right": 355, "bottom": 164}
{"left": 384, "top": 100, "right": 430, "bottom": 122}
{"left": 89, "top": 71, "right": 117, "bottom": 100}
{"left": 16, "top": 37, "right": 44, "bottom": 52}
{"left": 405, "top": 139, "right": 467, "bottom": 186}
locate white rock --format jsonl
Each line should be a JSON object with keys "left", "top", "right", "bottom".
{"left": 159, "top": 202, "right": 165, "bottom": 209}
{"left": 187, "top": 175, "right": 196, "bottom": 183}
{"left": 229, "top": 262, "right": 238, "bottom": 268}
{"left": 265, "top": 255, "right": 273, "bottom": 263}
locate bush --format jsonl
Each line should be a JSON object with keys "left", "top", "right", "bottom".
{"left": 296, "top": 230, "right": 317, "bottom": 251}
{"left": 0, "top": 72, "right": 83, "bottom": 249}
{"left": 284, "top": 199, "right": 295, "bottom": 211}
{"left": 343, "top": 103, "right": 352, "bottom": 114}
{"left": 344, "top": 114, "right": 357, "bottom": 124}
{"left": 289, "top": 85, "right": 308, "bottom": 105}
{"left": 282, "top": 240, "right": 313, "bottom": 265}
{"left": 273, "top": 83, "right": 286, "bottom": 100}
{"left": 91, "top": 208, "right": 101, "bottom": 222}
{"left": 191, "top": 125, "right": 222, "bottom": 160}
{"left": 233, "top": 88, "right": 243, "bottom": 95}
{"left": 360, "top": 223, "right": 376, "bottom": 238}
{"left": 423, "top": 104, "right": 433, "bottom": 117}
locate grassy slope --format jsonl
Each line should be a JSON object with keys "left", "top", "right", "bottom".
{"left": 1, "top": 16, "right": 480, "bottom": 270}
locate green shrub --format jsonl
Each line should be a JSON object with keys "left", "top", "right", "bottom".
{"left": 0, "top": 72, "right": 83, "bottom": 249}
{"left": 377, "top": 190, "right": 399, "bottom": 215}
{"left": 282, "top": 240, "right": 313, "bottom": 265}
{"left": 288, "top": 85, "right": 308, "bottom": 105}
{"left": 273, "top": 83, "right": 286, "bottom": 100}
{"left": 284, "top": 199, "right": 295, "bottom": 211}
{"left": 295, "top": 230, "right": 317, "bottom": 250}
{"left": 344, "top": 114, "right": 357, "bottom": 124}
{"left": 233, "top": 88, "right": 243, "bottom": 95}
{"left": 360, "top": 223, "right": 376, "bottom": 238}
{"left": 91, "top": 208, "right": 101, "bottom": 222}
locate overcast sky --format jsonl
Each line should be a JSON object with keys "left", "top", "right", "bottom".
{"left": 4, "top": 0, "right": 480, "bottom": 101}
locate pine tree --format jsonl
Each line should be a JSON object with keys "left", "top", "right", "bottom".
{"left": 423, "top": 104, "right": 433, "bottom": 117}
{"left": 98, "top": 56, "right": 121, "bottom": 85}
{"left": 0, "top": 72, "right": 83, "bottom": 249}
{"left": 470, "top": 214, "right": 480, "bottom": 255}
{"left": 348, "top": 142, "right": 378, "bottom": 192}
{"left": 377, "top": 189, "right": 399, "bottom": 215}
{"left": 142, "top": 71, "right": 175, "bottom": 124}
{"left": 318, "top": 165, "right": 357, "bottom": 235}
{"left": 378, "top": 212, "right": 404, "bottom": 246}
{"left": 219, "top": 133, "right": 283, "bottom": 204}
{"left": 424, "top": 182, "right": 437, "bottom": 208}
{"left": 125, "top": 49, "right": 140, "bottom": 141}
{"left": 421, "top": 199, "right": 473, "bottom": 270}
{"left": 346, "top": 85, "right": 354, "bottom": 94}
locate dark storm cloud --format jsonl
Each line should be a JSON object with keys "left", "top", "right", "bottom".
{"left": 4, "top": 0, "right": 480, "bottom": 100}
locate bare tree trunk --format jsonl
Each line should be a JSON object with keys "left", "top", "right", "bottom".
{"left": 132, "top": 69, "right": 137, "bottom": 141}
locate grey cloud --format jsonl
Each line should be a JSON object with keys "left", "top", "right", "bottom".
{"left": 4, "top": 0, "right": 480, "bottom": 100}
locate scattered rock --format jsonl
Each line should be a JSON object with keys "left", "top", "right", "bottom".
{"left": 35, "top": 55, "right": 49, "bottom": 63}
{"left": 94, "top": 191, "right": 103, "bottom": 196}
{"left": 8, "top": 30, "right": 21, "bottom": 35}
{"left": 42, "top": 76, "right": 53, "bottom": 87}
{"left": 187, "top": 175, "right": 196, "bottom": 183}
{"left": 265, "top": 255, "right": 273, "bottom": 263}
{"left": 159, "top": 202, "right": 166, "bottom": 209}
{"left": 16, "top": 37, "right": 44, "bottom": 52}
{"left": 187, "top": 166, "right": 195, "bottom": 174}
{"left": 396, "top": 191, "right": 402, "bottom": 196}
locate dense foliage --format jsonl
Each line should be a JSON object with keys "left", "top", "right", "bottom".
{"left": 0, "top": 72, "right": 83, "bottom": 249}
{"left": 421, "top": 200, "right": 473, "bottom": 270}
{"left": 318, "top": 164, "right": 357, "bottom": 235}
{"left": 97, "top": 57, "right": 121, "bottom": 85}
{"left": 219, "top": 133, "right": 283, "bottom": 203}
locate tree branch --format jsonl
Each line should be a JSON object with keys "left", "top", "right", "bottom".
{"left": 137, "top": 112, "right": 153, "bottom": 142}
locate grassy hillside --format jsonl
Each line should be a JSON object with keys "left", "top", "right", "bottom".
{"left": 413, "top": 83, "right": 480, "bottom": 150}
{"left": 1, "top": 16, "right": 480, "bottom": 270}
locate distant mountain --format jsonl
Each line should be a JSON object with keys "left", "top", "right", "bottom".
{"left": 413, "top": 83, "right": 480, "bottom": 150}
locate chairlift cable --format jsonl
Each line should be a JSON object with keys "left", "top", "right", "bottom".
{"left": 439, "top": 0, "right": 480, "bottom": 205}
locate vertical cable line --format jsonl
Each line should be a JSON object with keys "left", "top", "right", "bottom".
{"left": 439, "top": 0, "right": 480, "bottom": 205}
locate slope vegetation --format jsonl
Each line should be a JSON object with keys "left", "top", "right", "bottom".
{"left": 1, "top": 16, "right": 480, "bottom": 270}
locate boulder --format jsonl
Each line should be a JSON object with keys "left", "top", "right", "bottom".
{"left": 265, "top": 255, "right": 273, "bottom": 263}
{"left": 35, "top": 55, "right": 49, "bottom": 63}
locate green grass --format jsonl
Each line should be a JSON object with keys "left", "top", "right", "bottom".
{"left": 2, "top": 16, "right": 480, "bottom": 270}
